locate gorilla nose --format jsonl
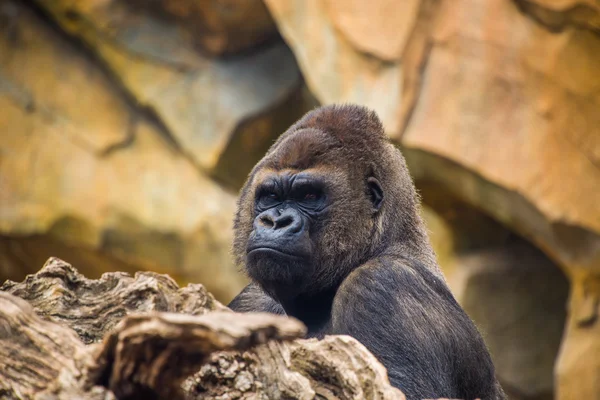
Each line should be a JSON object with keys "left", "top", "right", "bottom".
{"left": 249, "top": 208, "right": 309, "bottom": 258}
{"left": 256, "top": 208, "right": 303, "bottom": 235}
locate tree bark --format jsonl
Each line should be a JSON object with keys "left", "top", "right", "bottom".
{"left": 0, "top": 257, "right": 404, "bottom": 400}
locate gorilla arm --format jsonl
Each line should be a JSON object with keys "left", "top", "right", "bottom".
{"left": 229, "top": 282, "right": 285, "bottom": 315}
{"left": 331, "top": 255, "right": 499, "bottom": 400}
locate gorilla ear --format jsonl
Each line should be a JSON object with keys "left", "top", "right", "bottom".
{"left": 367, "top": 177, "right": 384, "bottom": 212}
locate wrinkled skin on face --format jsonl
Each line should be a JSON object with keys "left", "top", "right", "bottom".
{"left": 245, "top": 164, "right": 382, "bottom": 298}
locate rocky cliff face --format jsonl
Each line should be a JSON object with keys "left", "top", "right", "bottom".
{"left": 1, "top": 1, "right": 599, "bottom": 399}
{"left": 0, "top": 0, "right": 314, "bottom": 301}
{"left": 263, "top": 1, "right": 600, "bottom": 398}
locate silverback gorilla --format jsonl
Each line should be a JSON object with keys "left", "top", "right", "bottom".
{"left": 228, "top": 104, "right": 505, "bottom": 400}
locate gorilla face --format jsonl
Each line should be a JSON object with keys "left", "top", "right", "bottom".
{"left": 246, "top": 171, "right": 331, "bottom": 297}
{"left": 233, "top": 117, "right": 389, "bottom": 302}
{"left": 244, "top": 165, "right": 385, "bottom": 300}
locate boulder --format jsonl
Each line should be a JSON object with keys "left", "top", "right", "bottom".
{"left": 0, "top": 2, "right": 243, "bottom": 301}
{"left": 0, "top": 0, "right": 313, "bottom": 302}
{"left": 127, "top": 0, "right": 279, "bottom": 57}
{"left": 37, "top": 0, "right": 309, "bottom": 187}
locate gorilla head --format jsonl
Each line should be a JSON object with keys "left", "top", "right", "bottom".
{"left": 229, "top": 104, "right": 504, "bottom": 400}
{"left": 233, "top": 104, "right": 436, "bottom": 302}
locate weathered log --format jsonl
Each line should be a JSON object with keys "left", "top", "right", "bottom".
{"left": 90, "top": 311, "right": 305, "bottom": 400}
{"left": 1, "top": 257, "right": 229, "bottom": 344}
{"left": 0, "top": 291, "right": 109, "bottom": 400}
{"left": 0, "top": 258, "right": 405, "bottom": 399}
{"left": 0, "top": 288, "right": 305, "bottom": 399}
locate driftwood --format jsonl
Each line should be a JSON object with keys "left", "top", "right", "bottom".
{"left": 0, "top": 258, "right": 405, "bottom": 400}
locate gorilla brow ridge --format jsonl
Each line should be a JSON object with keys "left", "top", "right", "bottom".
{"left": 268, "top": 128, "right": 343, "bottom": 170}
{"left": 266, "top": 104, "right": 388, "bottom": 174}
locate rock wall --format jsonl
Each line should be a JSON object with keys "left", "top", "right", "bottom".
{"left": 0, "top": 0, "right": 314, "bottom": 301}
{"left": 264, "top": 0, "right": 600, "bottom": 398}
{"left": 1, "top": 0, "right": 599, "bottom": 399}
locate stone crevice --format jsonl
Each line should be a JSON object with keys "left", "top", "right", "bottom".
{"left": 395, "top": 0, "right": 438, "bottom": 141}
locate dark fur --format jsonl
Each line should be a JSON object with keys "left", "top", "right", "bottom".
{"left": 229, "top": 104, "right": 505, "bottom": 400}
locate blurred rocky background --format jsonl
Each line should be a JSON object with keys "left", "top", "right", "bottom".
{"left": 0, "top": 0, "right": 598, "bottom": 399}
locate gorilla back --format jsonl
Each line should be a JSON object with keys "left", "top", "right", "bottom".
{"left": 229, "top": 104, "right": 505, "bottom": 400}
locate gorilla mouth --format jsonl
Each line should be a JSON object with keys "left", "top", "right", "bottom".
{"left": 247, "top": 247, "right": 305, "bottom": 259}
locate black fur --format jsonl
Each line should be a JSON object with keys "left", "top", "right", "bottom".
{"left": 228, "top": 104, "right": 505, "bottom": 400}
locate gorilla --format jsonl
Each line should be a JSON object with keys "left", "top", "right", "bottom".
{"left": 228, "top": 104, "right": 505, "bottom": 400}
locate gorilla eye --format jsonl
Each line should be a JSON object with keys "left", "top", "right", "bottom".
{"left": 256, "top": 187, "right": 281, "bottom": 209}
{"left": 294, "top": 184, "right": 323, "bottom": 206}
{"left": 261, "top": 192, "right": 279, "bottom": 203}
